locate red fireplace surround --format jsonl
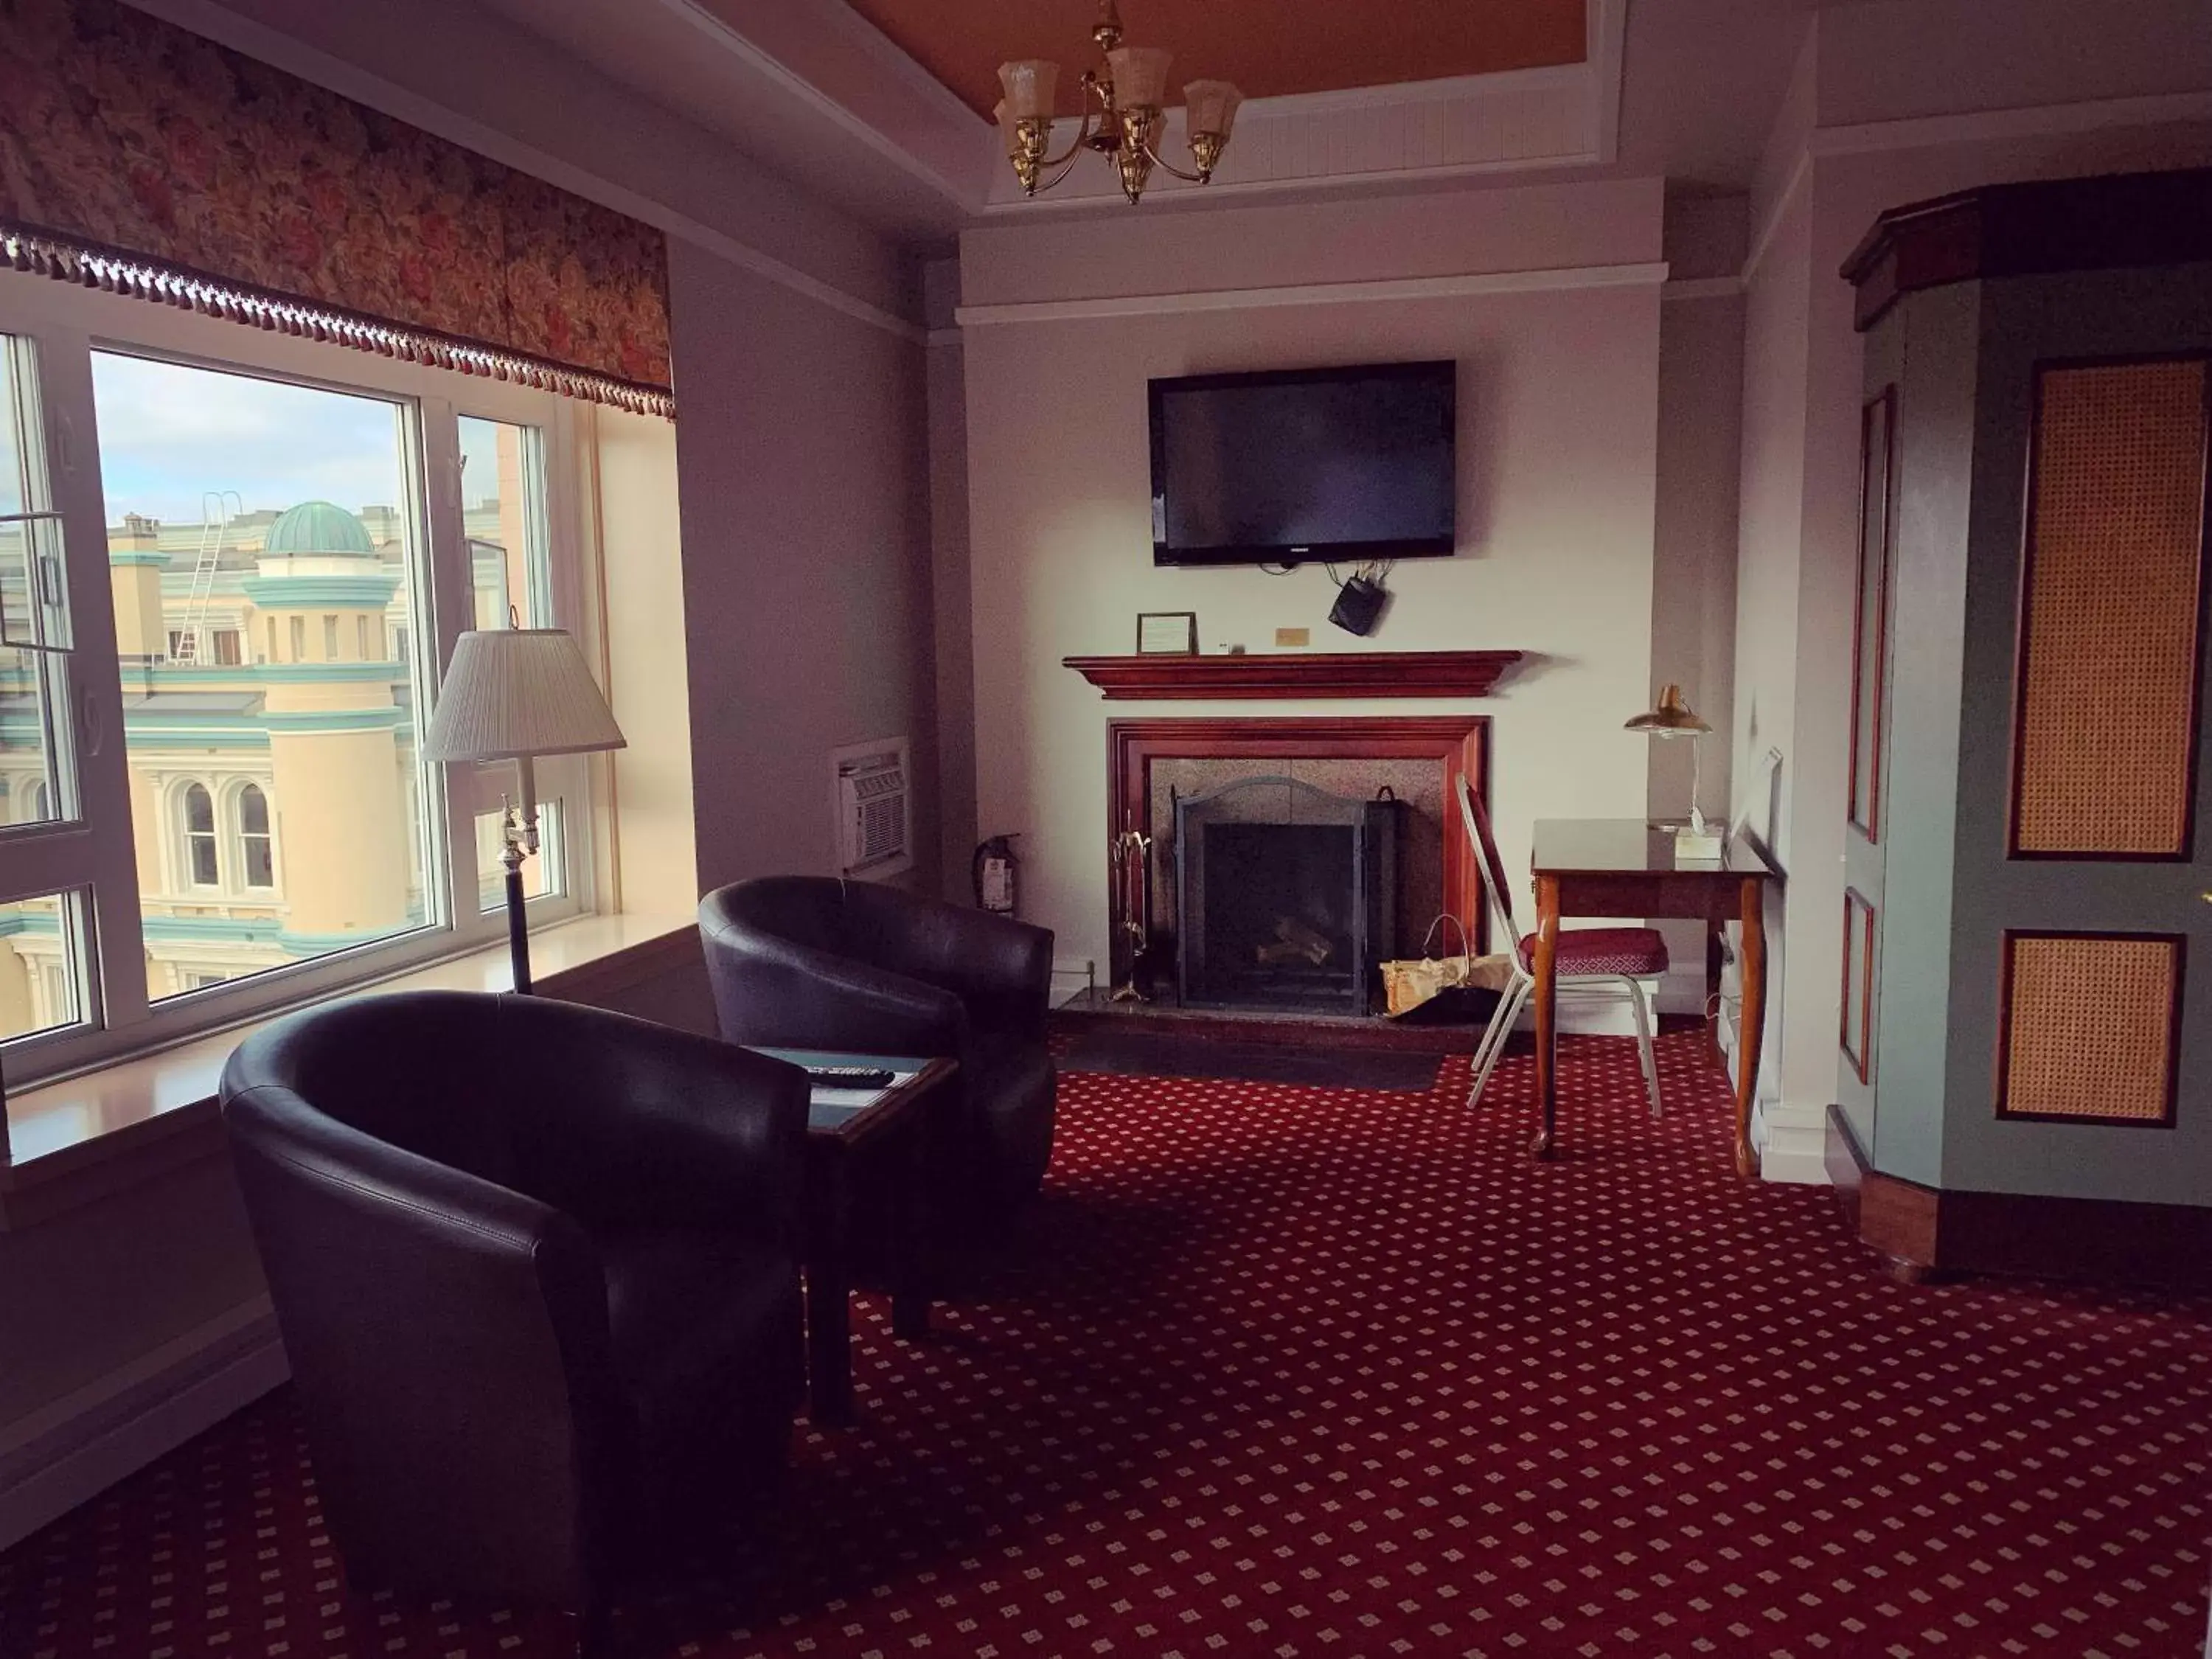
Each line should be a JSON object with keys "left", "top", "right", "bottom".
{"left": 1106, "top": 715, "right": 1491, "bottom": 994}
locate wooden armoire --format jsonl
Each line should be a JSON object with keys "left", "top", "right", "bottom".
{"left": 1832, "top": 168, "right": 2212, "bottom": 1287}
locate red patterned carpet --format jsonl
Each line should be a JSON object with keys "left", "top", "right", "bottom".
{"left": 6, "top": 1032, "right": 2211, "bottom": 1659}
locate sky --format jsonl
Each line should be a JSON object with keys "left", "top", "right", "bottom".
{"left": 88, "top": 352, "right": 506, "bottom": 529}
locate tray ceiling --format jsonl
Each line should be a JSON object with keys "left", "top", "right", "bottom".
{"left": 838, "top": 0, "right": 1589, "bottom": 119}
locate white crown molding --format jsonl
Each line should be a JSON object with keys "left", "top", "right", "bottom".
{"left": 1228, "top": 60, "right": 1589, "bottom": 116}
{"left": 1741, "top": 88, "right": 2212, "bottom": 290}
{"left": 678, "top": 219, "right": 925, "bottom": 343}
{"left": 658, "top": 0, "right": 980, "bottom": 211}
{"left": 804, "top": 0, "right": 994, "bottom": 135}
{"left": 1808, "top": 87, "right": 2212, "bottom": 162}
{"left": 955, "top": 261, "right": 1670, "bottom": 327}
{"left": 116, "top": 0, "right": 926, "bottom": 347}
{"left": 1663, "top": 276, "right": 1746, "bottom": 302}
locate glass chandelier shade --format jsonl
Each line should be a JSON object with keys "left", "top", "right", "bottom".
{"left": 1105, "top": 45, "right": 1172, "bottom": 111}
{"left": 996, "top": 60, "right": 1059, "bottom": 122}
{"left": 1183, "top": 80, "right": 1245, "bottom": 143}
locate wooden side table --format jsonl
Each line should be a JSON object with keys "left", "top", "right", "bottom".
{"left": 1528, "top": 821, "right": 1781, "bottom": 1175}
{"left": 750, "top": 1048, "right": 956, "bottom": 1425}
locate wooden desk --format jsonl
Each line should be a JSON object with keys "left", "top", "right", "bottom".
{"left": 1528, "top": 820, "right": 1781, "bottom": 1175}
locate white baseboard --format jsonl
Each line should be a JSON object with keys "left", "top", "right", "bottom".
{"left": 0, "top": 1297, "right": 290, "bottom": 1550}
{"left": 1755, "top": 1099, "right": 1832, "bottom": 1186}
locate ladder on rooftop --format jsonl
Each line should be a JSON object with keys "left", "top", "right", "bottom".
{"left": 173, "top": 490, "right": 240, "bottom": 664}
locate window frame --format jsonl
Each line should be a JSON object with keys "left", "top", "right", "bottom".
{"left": 179, "top": 780, "right": 219, "bottom": 890}
{"left": 234, "top": 779, "right": 276, "bottom": 891}
{"left": 0, "top": 272, "right": 605, "bottom": 1086}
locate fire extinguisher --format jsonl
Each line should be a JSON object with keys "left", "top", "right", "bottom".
{"left": 973, "top": 835, "right": 1019, "bottom": 917}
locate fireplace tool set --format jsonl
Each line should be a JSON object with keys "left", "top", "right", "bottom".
{"left": 1110, "top": 827, "right": 1153, "bottom": 1001}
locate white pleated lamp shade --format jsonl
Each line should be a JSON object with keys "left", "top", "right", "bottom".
{"left": 422, "top": 628, "right": 626, "bottom": 762}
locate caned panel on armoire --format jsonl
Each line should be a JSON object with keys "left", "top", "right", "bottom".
{"left": 1997, "top": 933, "right": 2183, "bottom": 1125}
{"left": 2010, "top": 358, "right": 2211, "bottom": 858}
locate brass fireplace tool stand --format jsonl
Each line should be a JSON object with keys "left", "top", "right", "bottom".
{"left": 1110, "top": 827, "right": 1153, "bottom": 1002}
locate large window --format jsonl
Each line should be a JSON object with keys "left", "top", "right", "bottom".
{"left": 91, "top": 352, "right": 437, "bottom": 1004}
{"left": 0, "top": 274, "right": 599, "bottom": 1083}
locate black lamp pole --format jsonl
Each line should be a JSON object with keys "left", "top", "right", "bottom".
{"left": 499, "top": 801, "right": 534, "bottom": 995}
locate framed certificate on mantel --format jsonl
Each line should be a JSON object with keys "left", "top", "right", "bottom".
{"left": 1136, "top": 612, "right": 1198, "bottom": 655}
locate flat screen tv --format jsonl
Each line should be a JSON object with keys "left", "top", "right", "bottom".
{"left": 1149, "top": 361, "right": 1456, "bottom": 568}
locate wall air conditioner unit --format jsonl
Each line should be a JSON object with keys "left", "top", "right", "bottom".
{"left": 832, "top": 737, "right": 914, "bottom": 882}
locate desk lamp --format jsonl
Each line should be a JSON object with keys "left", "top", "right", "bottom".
{"left": 1627, "top": 684, "right": 1721, "bottom": 859}
{"left": 423, "top": 628, "right": 625, "bottom": 993}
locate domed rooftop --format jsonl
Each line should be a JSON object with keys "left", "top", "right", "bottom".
{"left": 264, "top": 500, "right": 375, "bottom": 557}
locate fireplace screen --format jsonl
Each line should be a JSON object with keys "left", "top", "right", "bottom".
{"left": 1174, "top": 776, "right": 1399, "bottom": 1014}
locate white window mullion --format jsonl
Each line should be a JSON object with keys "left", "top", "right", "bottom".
{"left": 535, "top": 404, "right": 596, "bottom": 920}
{"left": 417, "top": 394, "right": 492, "bottom": 955}
{"left": 27, "top": 321, "right": 150, "bottom": 1033}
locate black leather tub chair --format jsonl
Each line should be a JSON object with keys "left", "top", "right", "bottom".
{"left": 219, "top": 990, "right": 809, "bottom": 1640}
{"left": 698, "top": 877, "right": 1057, "bottom": 1248}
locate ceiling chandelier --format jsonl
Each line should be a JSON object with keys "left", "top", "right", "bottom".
{"left": 994, "top": 0, "right": 1244, "bottom": 206}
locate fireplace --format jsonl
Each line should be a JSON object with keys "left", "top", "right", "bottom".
{"left": 1175, "top": 776, "right": 1399, "bottom": 1015}
{"left": 1103, "top": 717, "right": 1489, "bottom": 1011}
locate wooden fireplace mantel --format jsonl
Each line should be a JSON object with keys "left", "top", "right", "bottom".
{"left": 1063, "top": 650, "right": 1523, "bottom": 701}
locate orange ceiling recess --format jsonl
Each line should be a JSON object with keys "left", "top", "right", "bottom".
{"left": 841, "top": 0, "right": 1590, "bottom": 122}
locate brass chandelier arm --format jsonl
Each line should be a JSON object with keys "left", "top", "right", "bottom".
{"left": 1037, "top": 105, "right": 1098, "bottom": 173}
{"left": 1032, "top": 147, "right": 1090, "bottom": 195}
{"left": 1138, "top": 133, "right": 1211, "bottom": 185}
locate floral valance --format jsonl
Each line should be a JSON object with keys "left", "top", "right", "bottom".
{"left": 0, "top": 0, "right": 673, "bottom": 416}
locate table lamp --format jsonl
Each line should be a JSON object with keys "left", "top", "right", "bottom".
{"left": 1627, "top": 684, "right": 1722, "bottom": 859}
{"left": 422, "top": 628, "right": 625, "bottom": 993}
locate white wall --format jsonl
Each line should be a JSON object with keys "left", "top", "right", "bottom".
{"left": 925, "top": 261, "right": 979, "bottom": 902}
{"left": 670, "top": 241, "right": 937, "bottom": 894}
{"left": 592, "top": 406, "right": 698, "bottom": 914}
{"left": 1649, "top": 285, "right": 1745, "bottom": 1010}
{"left": 959, "top": 180, "right": 1672, "bottom": 979}
{"left": 1728, "top": 179, "right": 1812, "bottom": 1145}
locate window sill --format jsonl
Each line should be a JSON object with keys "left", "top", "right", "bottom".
{"left": 0, "top": 912, "right": 699, "bottom": 1230}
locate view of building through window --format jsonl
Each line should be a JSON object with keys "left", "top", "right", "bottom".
{"left": 0, "top": 335, "right": 574, "bottom": 1057}
{"left": 0, "top": 892, "right": 82, "bottom": 1041}
{"left": 96, "top": 352, "right": 432, "bottom": 1006}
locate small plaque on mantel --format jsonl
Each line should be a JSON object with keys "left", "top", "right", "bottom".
{"left": 1135, "top": 612, "right": 1199, "bottom": 655}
